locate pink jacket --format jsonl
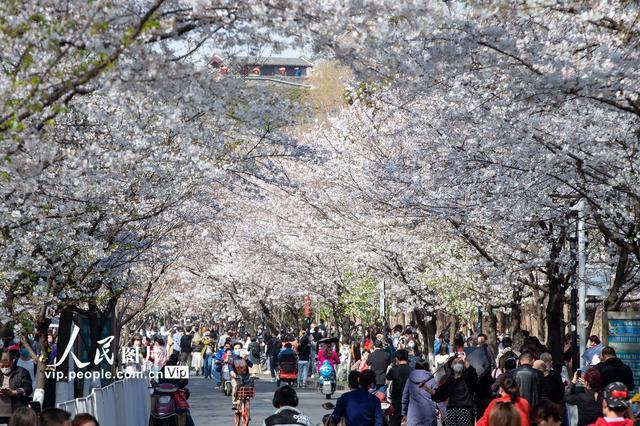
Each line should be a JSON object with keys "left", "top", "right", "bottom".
{"left": 317, "top": 350, "right": 340, "bottom": 372}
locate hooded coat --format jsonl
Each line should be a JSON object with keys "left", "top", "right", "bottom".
{"left": 401, "top": 369, "right": 437, "bottom": 426}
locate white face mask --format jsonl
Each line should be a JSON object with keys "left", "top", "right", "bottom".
{"left": 0, "top": 367, "right": 11, "bottom": 375}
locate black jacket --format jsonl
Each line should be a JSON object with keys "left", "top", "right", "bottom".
{"left": 386, "top": 364, "right": 414, "bottom": 404}
{"left": 565, "top": 386, "right": 602, "bottom": 426}
{"left": 510, "top": 364, "right": 543, "bottom": 408}
{"left": 267, "top": 338, "right": 281, "bottom": 357}
{"left": 596, "top": 357, "right": 635, "bottom": 391}
{"left": 541, "top": 369, "right": 565, "bottom": 404}
{"left": 297, "top": 344, "right": 311, "bottom": 362}
{"left": 367, "top": 350, "right": 392, "bottom": 386}
{"left": 433, "top": 366, "right": 478, "bottom": 409}
{"left": 0, "top": 366, "right": 33, "bottom": 412}
{"left": 180, "top": 334, "right": 194, "bottom": 353}
{"left": 262, "top": 407, "right": 313, "bottom": 426}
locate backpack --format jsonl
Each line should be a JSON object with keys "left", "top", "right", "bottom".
{"left": 234, "top": 358, "right": 248, "bottom": 376}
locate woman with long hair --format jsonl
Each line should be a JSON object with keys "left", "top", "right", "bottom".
{"left": 423, "top": 354, "right": 478, "bottom": 426}
{"left": 565, "top": 367, "right": 603, "bottom": 426}
{"left": 489, "top": 401, "right": 521, "bottom": 426}
{"left": 477, "top": 375, "right": 531, "bottom": 426}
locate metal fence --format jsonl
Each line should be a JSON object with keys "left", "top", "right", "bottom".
{"left": 56, "top": 378, "right": 150, "bottom": 426}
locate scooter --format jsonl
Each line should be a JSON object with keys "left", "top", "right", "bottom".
{"left": 149, "top": 382, "right": 179, "bottom": 426}
{"left": 276, "top": 360, "right": 298, "bottom": 387}
{"left": 318, "top": 360, "right": 335, "bottom": 399}
{"left": 221, "top": 362, "right": 233, "bottom": 396}
{"left": 321, "top": 402, "right": 335, "bottom": 426}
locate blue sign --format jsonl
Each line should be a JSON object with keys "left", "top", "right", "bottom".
{"left": 606, "top": 312, "right": 640, "bottom": 392}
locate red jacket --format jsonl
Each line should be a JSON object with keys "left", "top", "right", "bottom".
{"left": 589, "top": 418, "right": 634, "bottom": 426}
{"left": 477, "top": 395, "right": 531, "bottom": 426}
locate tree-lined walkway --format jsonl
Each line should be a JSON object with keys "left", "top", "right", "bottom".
{"left": 188, "top": 376, "right": 344, "bottom": 425}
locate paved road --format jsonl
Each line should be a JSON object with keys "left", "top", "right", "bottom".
{"left": 188, "top": 375, "right": 345, "bottom": 426}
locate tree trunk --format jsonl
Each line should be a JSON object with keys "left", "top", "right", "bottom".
{"left": 585, "top": 303, "right": 598, "bottom": 338}
{"left": 486, "top": 306, "right": 498, "bottom": 355}
{"left": 35, "top": 314, "right": 52, "bottom": 389}
{"left": 509, "top": 284, "right": 524, "bottom": 348}
{"left": 496, "top": 311, "right": 506, "bottom": 336}
{"left": 413, "top": 308, "right": 435, "bottom": 359}
{"left": 449, "top": 315, "right": 459, "bottom": 347}
{"left": 546, "top": 277, "right": 566, "bottom": 363}
{"left": 604, "top": 247, "right": 629, "bottom": 312}
{"left": 259, "top": 301, "right": 278, "bottom": 336}
{"left": 533, "top": 290, "right": 547, "bottom": 341}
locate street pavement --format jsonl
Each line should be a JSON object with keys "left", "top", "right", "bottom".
{"left": 188, "top": 375, "right": 345, "bottom": 425}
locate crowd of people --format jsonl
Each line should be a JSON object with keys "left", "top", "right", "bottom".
{"left": 1, "top": 320, "right": 638, "bottom": 425}
{"left": 0, "top": 331, "right": 103, "bottom": 426}
{"left": 245, "top": 325, "right": 639, "bottom": 426}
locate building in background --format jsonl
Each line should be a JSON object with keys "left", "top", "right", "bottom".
{"left": 209, "top": 55, "right": 315, "bottom": 78}
{"left": 238, "top": 56, "right": 314, "bottom": 77}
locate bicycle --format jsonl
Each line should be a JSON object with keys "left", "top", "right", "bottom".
{"left": 234, "top": 386, "right": 255, "bottom": 426}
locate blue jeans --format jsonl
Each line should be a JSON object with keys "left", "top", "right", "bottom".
{"left": 212, "top": 362, "right": 222, "bottom": 385}
{"left": 203, "top": 354, "right": 213, "bottom": 378}
{"left": 297, "top": 361, "right": 309, "bottom": 386}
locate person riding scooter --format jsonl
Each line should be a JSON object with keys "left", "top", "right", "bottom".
{"left": 157, "top": 353, "right": 195, "bottom": 426}
{"left": 277, "top": 343, "right": 299, "bottom": 387}
{"left": 213, "top": 342, "right": 232, "bottom": 388}
{"left": 230, "top": 342, "right": 254, "bottom": 409}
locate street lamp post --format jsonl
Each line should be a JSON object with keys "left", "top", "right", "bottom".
{"left": 577, "top": 199, "right": 587, "bottom": 369}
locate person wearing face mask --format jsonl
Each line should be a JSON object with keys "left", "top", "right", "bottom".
{"left": 406, "top": 340, "right": 420, "bottom": 369}
{"left": 15, "top": 347, "right": 35, "bottom": 394}
{"left": 0, "top": 350, "right": 33, "bottom": 424}
{"left": 230, "top": 342, "right": 254, "bottom": 409}
{"left": 423, "top": 353, "right": 478, "bottom": 426}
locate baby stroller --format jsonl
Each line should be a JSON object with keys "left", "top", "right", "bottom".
{"left": 276, "top": 359, "right": 298, "bottom": 387}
